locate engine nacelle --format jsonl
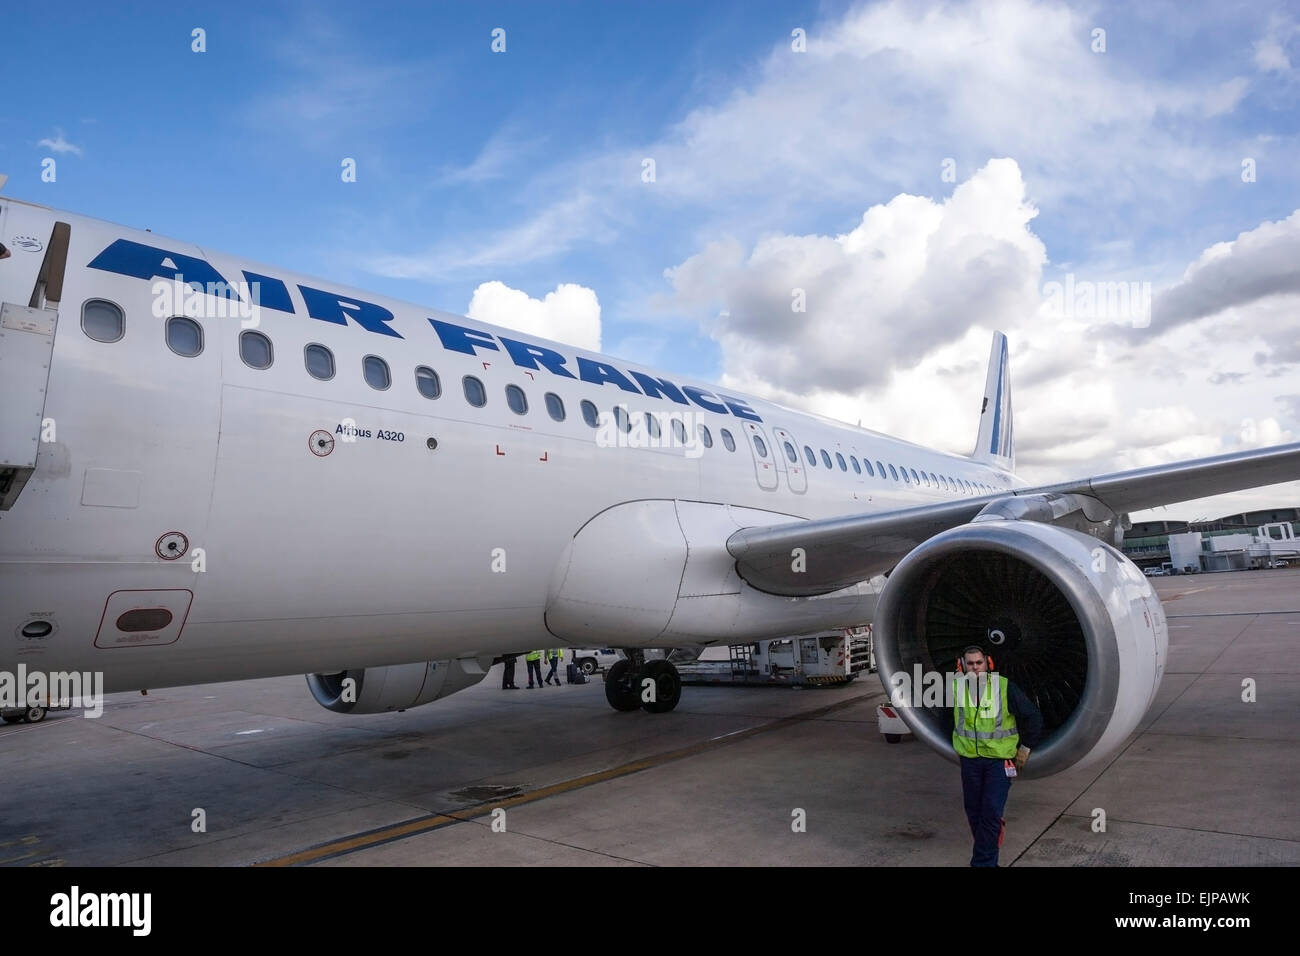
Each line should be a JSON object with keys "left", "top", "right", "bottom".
{"left": 874, "top": 519, "right": 1167, "bottom": 777}
{"left": 306, "top": 657, "right": 494, "bottom": 714}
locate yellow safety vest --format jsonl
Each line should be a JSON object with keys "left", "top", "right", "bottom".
{"left": 952, "top": 673, "right": 1019, "bottom": 759}
{"left": 526, "top": 649, "right": 543, "bottom": 662}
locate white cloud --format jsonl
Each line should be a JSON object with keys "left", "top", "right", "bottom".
{"left": 467, "top": 280, "right": 601, "bottom": 351}
{"left": 666, "top": 158, "right": 1045, "bottom": 394}
{"left": 1154, "top": 209, "right": 1300, "bottom": 326}
{"left": 660, "top": 156, "right": 1300, "bottom": 521}
{"left": 1254, "top": 16, "right": 1296, "bottom": 73}
{"left": 37, "top": 128, "right": 82, "bottom": 156}
{"left": 634, "top": 0, "right": 1252, "bottom": 216}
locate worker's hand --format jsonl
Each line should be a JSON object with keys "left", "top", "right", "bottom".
{"left": 1013, "top": 746, "right": 1030, "bottom": 773}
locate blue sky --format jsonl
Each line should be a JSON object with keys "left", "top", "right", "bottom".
{"left": 4, "top": 0, "right": 1299, "bottom": 517}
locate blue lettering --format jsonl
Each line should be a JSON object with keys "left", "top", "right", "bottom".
{"left": 577, "top": 357, "right": 641, "bottom": 394}
{"left": 242, "top": 271, "right": 294, "bottom": 314}
{"left": 683, "top": 385, "right": 728, "bottom": 414}
{"left": 429, "top": 318, "right": 501, "bottom": 356}
{"left": 718, "top": 394, "right": 763, "bottom": 422}
{"left": 499, "top": 336, "right": 576, "bottom": 378}
{"left": 299, "top": 285, "right": 403, "bottom": 338}
{"left": 88, "top": 239, "right": 238, "bottom": 299}
{"left": 629, "top": 371, "right": 689, "bottom": 405}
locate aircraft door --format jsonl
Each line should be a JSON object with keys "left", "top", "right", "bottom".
{"left": 741, "top": 420, "right": 779, "bottom": 490}
{"left": 772, "top": 427, "right": 807, "bottom": 494}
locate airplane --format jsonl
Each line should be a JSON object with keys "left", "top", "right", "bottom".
{"left": 2, "top": 191, "right": 1297, "bottom": 778}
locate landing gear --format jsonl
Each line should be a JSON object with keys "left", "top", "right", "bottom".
{"left": 640, "top": 660, "right": 681, "bottom": 713}
{"left": 604, "top": 660, "right": 641, "bottom": 712}
{"left": 603, "top": 652, "right": 683, "bottom": 714}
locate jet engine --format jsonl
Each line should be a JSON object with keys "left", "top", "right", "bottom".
{"left": 306, "top": 657, "right": 494, "bottom": 714}
{"left": 873, "top": 520, "right": 1166, "bottom": 777}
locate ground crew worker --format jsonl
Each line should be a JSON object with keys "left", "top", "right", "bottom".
{"left": 544, "top": 648, "right": 563, "bottom": 685}
{"left": 942, "top": 645, "right": 1042, "bottom": 867}
{"left": 525, "top": 649, "right": 544, "bottom": 688}
{"left": 500, "top": 654, "right": 519, "bottom": 690}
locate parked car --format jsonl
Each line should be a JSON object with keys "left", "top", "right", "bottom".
{"left": 1269, "top": 560, "right": 1289, "bottom": 568}
{"left": 570, "top": 648, "right": 622, "bottom": 675}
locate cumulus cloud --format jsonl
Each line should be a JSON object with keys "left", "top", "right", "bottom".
{"left": 666, "top": 158, "right": 1045, "bottom": 394}
{"left": 467, "top": 280, "right": 601, "bottom": 352}
{"left": 1152, "top": 209, "right": 1300, "bottom": 328}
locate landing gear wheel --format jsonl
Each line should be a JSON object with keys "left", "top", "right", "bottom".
{"left": 604, "top": 659, "right": 641, "bottom": 712}
{"left": 579, "top": 658, "right": 597, "bottom": 676}
{"left": 24, "top": 706, "right": 46, "bottom": 723}
{"left": 640, "top": 660, "right": 681, "bottom": 714}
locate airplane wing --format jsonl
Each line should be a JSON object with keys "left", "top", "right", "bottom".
{"left": 727, "top": 441, "right": 1300, "bottom": 596}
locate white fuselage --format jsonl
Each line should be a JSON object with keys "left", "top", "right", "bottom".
{"left": 0, "top": 198, "right": 1023, "bottom": 691}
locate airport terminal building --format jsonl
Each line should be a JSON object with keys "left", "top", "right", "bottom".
{"left": 1123, "top": 507, "right": 1300, "bottom": 573}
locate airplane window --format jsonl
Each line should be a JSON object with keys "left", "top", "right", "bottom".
{"left": 900, "top": 466, "right": 910, "bottom": 483}
{"left": 166, "top": 316, "right": 203, "bottom": 357}
{"left": 463, "top": 375, "right": 487, "bottom": 408}
{"left": 506, "top": 384, "right": 528, "bottom": 415}
{"left": 699, "top": 424, "right": 713, "bottom": 448}
{"left": 581, "top": 399, "right": 599, "bottom": 427}
{"left": 363, "top": 355, "right": 391, "bottom": 390}
{"left": 784, "top": 441, "right": 797, "bottom": 463}
{"left": 614, "top": 406, "right": 632, "bottom": 433}
{"left": 850, "top": 456, "right": 861, "bottom": 474}
{"left": 722, "top": 429, "right": 736, "bottom": 452}
{"left": 804, "top": 446, "right": 816, "bottom": 466}
{"left": 239, "top": 330, "right": 273, "bottom": 369}
{"left": 645, "top": 412, "right": 661, "bottom": 439}
{"left": 888, "top": 464, "right": 898, "bottom": 480}
{"left": 82, "top": 299, "right": 125, "bottom": 343}
{"left": 753, "top": 436, "right": 769, "bottom": 458}
{"left": 545, "top": 392, "right": 565, "bottom": 421}
{"left": 415, "top": 366, "right": 441, "bottom": 398}
{"left": 305, "top": 343, "right": 335, "bottom": 380}
{"left": 672, "top": 419, "right": 688, "bottom": 444}
{"left": 820, "top": 449, "right": 832, "bottom": 469}
{"left": 921, "top": 471, "right": 930, "bottom": 487}
{"left": 909, "top": 468, "right": 920, "bottom": 485}
{"left": 940, "top": 475, "right": 949, "bottom": 491}
{"left": 835, "top": 453, "right": 847, "bottom": 471}
{"left": 864, "top": 459, "right": 875, "bottom": 477}
{"left": 876, "top": 460, "right": 886, "bottom": 479}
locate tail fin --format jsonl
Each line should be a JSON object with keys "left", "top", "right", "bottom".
{"left": 972, "top": 331, "right": 1014, "bottom": 471}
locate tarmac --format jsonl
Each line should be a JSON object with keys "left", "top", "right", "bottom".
{"left": 1, "top": 568, "right": 1296, "bottom": 867}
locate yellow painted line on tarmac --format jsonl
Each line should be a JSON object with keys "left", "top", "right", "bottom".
{"left": 256, "top": 692, "right": 870, "bottom": 866}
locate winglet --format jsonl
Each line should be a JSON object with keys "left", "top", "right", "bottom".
{"left": 972, "top": 331, "right": 1014, "bottom": 470}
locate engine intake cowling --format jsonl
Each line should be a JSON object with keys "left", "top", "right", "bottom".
{"left": 306, "top": 657, "right": 494, "bottom": 714}
{"left": 874, "top": 520, "right": 1166, "bottom": 777}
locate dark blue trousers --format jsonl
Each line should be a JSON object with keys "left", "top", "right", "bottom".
{"left": 960, "top": 756, "right": 1012, "bottom": 867}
